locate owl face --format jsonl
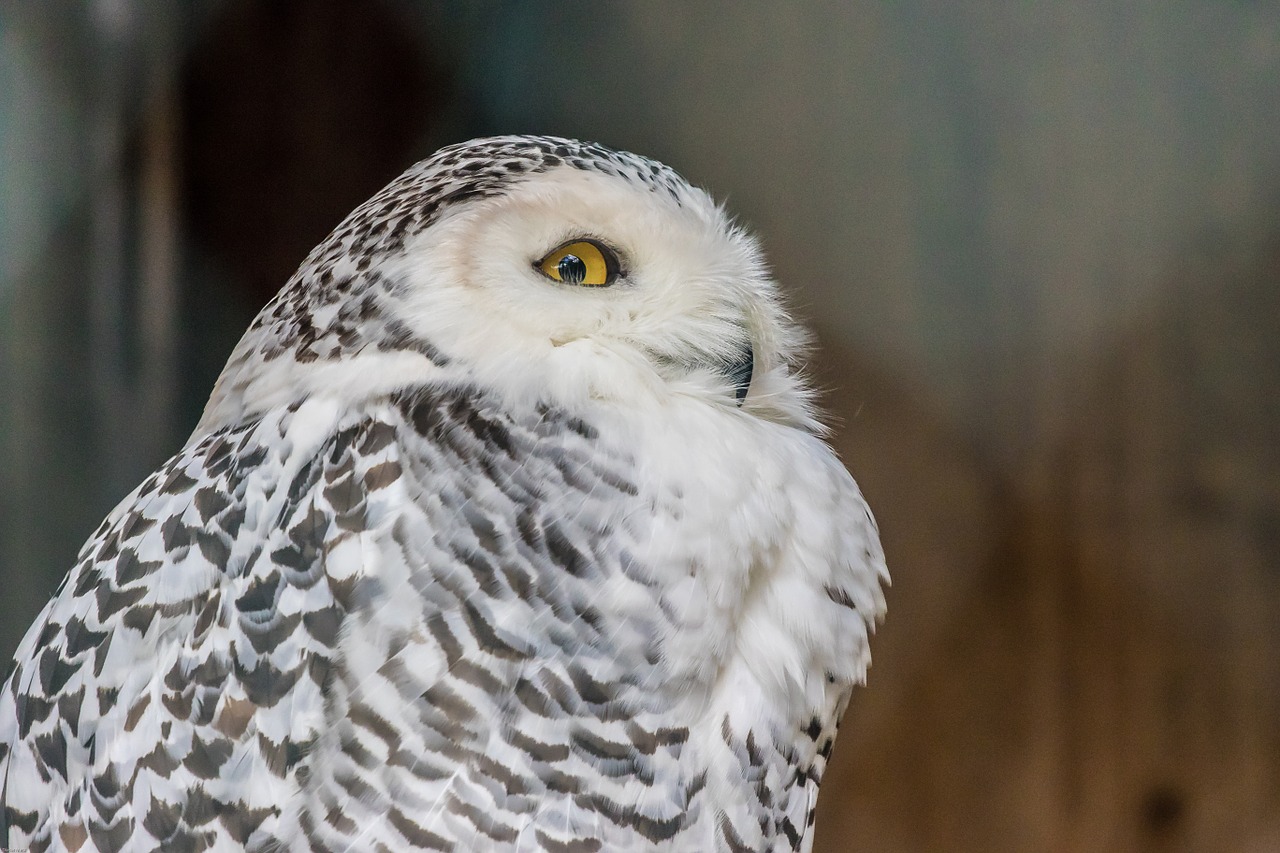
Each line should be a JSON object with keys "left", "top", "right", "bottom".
{"left": 385, "top": 161, "right": 812, "bottom": 424}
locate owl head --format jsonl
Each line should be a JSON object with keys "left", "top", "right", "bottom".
{"left": 198, "top": 137, "right": 819, "bottom": 437}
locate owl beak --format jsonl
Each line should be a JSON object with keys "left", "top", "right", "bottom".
{"left": 641, "top": 340, "right": 754, "bottom": 404}
{"left": 724, "top": 341, "right": 754, "bottom": 405}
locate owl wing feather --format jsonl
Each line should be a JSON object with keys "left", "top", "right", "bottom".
{"left": 0, "top": 373, "right": 463, "bottom": 850}
{"left": 0, "top": 388, "right": 360, "bottom": 849}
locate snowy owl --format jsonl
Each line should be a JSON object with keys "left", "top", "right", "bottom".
{"left": 0, "top": 136, "right": 887, "bottom": 851}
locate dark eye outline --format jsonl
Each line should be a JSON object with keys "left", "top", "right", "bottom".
{"left": 533, "top": 238, "right": 623, "bottom": 287}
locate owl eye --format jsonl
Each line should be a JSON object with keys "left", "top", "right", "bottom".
{"left": 536, "top": 240, "right": 620, "bottom": 287}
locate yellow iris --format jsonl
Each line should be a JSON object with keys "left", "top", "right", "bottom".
{"left": 538, "top": 240, "right": 617, "bottom": 287}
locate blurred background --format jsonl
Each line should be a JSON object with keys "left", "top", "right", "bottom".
{"left": 2, "top": 2, "right": 1278, "bottom": 850}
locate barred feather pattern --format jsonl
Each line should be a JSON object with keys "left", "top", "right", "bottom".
{"left": 1, "top": 136, "right": 886, "bottom": 852}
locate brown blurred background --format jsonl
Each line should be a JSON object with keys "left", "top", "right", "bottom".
{"left": 2, "top": 2, "right": 1278, "bottom": 851}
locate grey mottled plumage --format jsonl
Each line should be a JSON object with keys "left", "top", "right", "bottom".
{"left": 1, "top": 136, "right": 887, "bottom": 851}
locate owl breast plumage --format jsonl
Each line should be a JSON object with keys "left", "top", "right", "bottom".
{"left": 0, "top": 136, "right": 887, "bottom": 852}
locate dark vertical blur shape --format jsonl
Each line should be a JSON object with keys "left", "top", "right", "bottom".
{"left": 179, "top": 0, "right": 444, "bottom": 419}
{"left": 87, "top": 1, "right": 183, "bottom": 500}
{"left": 0, "top": 2, "right": 186, "bottom": 665}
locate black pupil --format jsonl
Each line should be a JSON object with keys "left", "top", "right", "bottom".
{"left": 557, "top": 254, "right": 587, "bottom": 284}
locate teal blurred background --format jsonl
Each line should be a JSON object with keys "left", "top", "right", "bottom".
{"left": 3, "top": 3, "right": 1279, "bottom": 850}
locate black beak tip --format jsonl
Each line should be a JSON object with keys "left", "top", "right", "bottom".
{"left": 729, "top": 342, "right": 754, "bottom": 405}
